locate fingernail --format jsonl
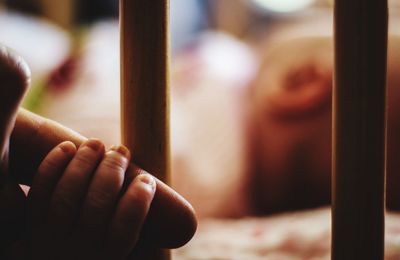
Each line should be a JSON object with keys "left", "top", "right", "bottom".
{"left": 58, "top": 141, "right": 76, "bottom": 155}
{"left": 83, "top": 139, "right": 103, "bottom": 151}
{"left": 110, "top": 145, "right": 130, "bottom": 157}
{"left": 138, "top": 174, "right": 156, "bottom": 189}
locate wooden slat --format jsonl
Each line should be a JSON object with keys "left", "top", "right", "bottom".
{"left": 120, "top": 0, "right": 170, "bottom": 259}
{"left": 332, "top": 1, "right": 388, "bottom": 259}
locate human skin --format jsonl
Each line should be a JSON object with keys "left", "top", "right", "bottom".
{"left": 248, "top": 36, "right": 400, "bottom": 214}
{"left": 11, "top": 109, "right": 197, "bottom": 247}
{"left": 0, "top": 45, "right": 197, "bottom": 256}
{"left": 29, "top": 139, "right": 157, "bottom": 259}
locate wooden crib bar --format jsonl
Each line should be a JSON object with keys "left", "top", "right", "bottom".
{"left": 119, "top": 0, "right": 389, "bottom": 259}
{"left": 120, "top": 0, "right": 170, "bottom": 259}
{"left": 333, "top": 0, "right": 388, "bottom": 259}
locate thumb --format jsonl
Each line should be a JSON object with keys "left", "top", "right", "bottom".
{"left": 0, "top": 45, "right": 31, "bottom": 258}
{"left": 0, "top": 45, "right": 31, "bottom": 180}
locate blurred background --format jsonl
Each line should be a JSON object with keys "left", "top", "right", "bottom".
{"left": 2, "top": 1, "right": 400, "bottom": 259}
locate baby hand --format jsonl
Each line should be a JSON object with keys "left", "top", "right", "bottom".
{"left": 28, "top": 139, "right": 156, "bottom": 260}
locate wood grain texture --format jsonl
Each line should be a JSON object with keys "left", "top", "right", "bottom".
{"left": 120, "top": 0, "right": 170, "bottom": 259}
{"left": 332, "top": 1, "right": 388, "bottom": 259}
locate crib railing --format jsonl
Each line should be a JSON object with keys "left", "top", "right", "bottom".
{"left": 120, "top": 1, "right": 389, "bottom": 260}
{"left": 120, "top": 0, "right": 170, "bottom": 259}
{"left": 333, "top": 1, "right": 387, "bottom": 259}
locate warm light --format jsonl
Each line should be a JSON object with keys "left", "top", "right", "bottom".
{"left": 251, "top": 0, "right": 315, "bottom": 13}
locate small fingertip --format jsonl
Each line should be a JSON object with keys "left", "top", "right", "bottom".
{"left": 110, "top": 145, "right": 130, "bottom": 158}
{"left": 82, "top": 138, "right": 104, "bottom": 152}
{"left": 58, "top": 141, "right": 77, "bottom": 155}
{"left": 136, "top": 174, "right": 156, "bottom": 193}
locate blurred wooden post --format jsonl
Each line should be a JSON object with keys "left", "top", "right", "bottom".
{"left": 332, "top": 0, "right": 388, "bottom": 259}
{"left": 212, "top": 0, "right": 250, "bottom": 38}
{"left": 37, "top": 0, "right": 75, "bottom": 28}
{"left": 120, "top": 0, "right": 170, "bottom": 259}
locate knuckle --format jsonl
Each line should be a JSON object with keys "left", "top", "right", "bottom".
{"left": 125, "top": 188, "right": 150, "bottom": 209}
{"left": 115, "top": 210, "right": 130, "bottom": 226}
{"left": 117, "top": 208, "right": 142, "bottom": 227}
{"left": 101, "top": 154, "right": 126, "bottom": 174}
{"left": 51, "top": 193, "right": 75, "bottom": 216}
{"left": 86, "top": 189, "right": 114, "bottom": 210}
{"left": 117, "top": 191, "right": 150, "bottom": 226}
{"left": 73, "top": 153, "right": 94, "bottom": 169}
{"left": 39, "top": 157, "right": 58, "bottom": 173}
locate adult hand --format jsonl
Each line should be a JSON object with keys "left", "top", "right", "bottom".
{"left": 0, "top": 45, "right": 31, "bottom": 258}
{"left": 0, "top": 45, "right": 197, "bottom": 257}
